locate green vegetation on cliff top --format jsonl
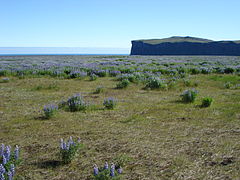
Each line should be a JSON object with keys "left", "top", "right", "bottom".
{"left": 133, "top": 36, "right": 240, "bottom": 45}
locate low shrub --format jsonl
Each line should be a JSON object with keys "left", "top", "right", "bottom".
{"left": 201, "top": 67, "right": 212, "bottom": 74}
{"left": 201, "top": 97, "right": 213, "bottom": 107}
{"left": 93, "top": 162, "right": 123, "bottom": 180}
{"left": 145, "top": 77, "right": 167, "bottom": 90}
{"left": 190, "top": 68, "right": 201, "bottom": 75}
{"left": 116, "top": 74, "right": 135, "bottom": 82}
{"left": 224, "top": 67, "right": 235, "bottom": 74}
{"left": 43, "top": 104, "right": 58, "bottom": 119}
{"left": 0, "top": 144, "right": 20, "bottom": 180}
{"left": 67, "top": 94, "right": 87, "bottom": 112}
{"left": 116, "top": 79, "right": 130, "bottom": 89}
{"left": 224, "top": 82, "right": 233, "bottom": 89}
{"left": 90, "top": 74, "right": 98, "bottom": 81}
{"left": 181, "top": 89, "right": 198, "bottom": 103}
{"left": 69, "top": 71, "right": 87, "bottom": 79}
{"left": 94, "top": 70, "right": 108, "bottom": 77}
{"left": 103, "top": 97, "right": 117, "bottom": 109}
{"left": 0, "top": 70, "right": 8, "bottom": 77}
{"left": 60, "top": 137, "right": 82, "bottom": 164}
{"left": 94, "top": 86, "right": 104, "bottom": 94}
{"left": 109, "top": 70, "right": 121, "bottom": 77}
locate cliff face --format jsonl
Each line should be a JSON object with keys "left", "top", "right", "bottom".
{"left": 130, "top": 37, "right": 240, "bottom": 56}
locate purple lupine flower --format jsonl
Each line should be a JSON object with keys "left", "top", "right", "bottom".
{"left": 103, "top": 97, "right": 117, "bottom": 109}
{"left": 14, "top": 145, "right": 19, "bottom": 160}
{"left": 110, "top": 163, "right": 115, "bottom": 177}
{"left": 7, "top": 171, "right": 12, "bottom": 180}
{"left": 5, "top": 146, "right": 11, "bottom": 162}
{"left": 77, "top": 137, "right": 81, "bottom": 143}
{"left": 2, "top": 155, "right": 7, "bottom": 165}
{"left": 66, "top": 143, "right": 70, "bottom": 150}
{"left": 93, "top": 164, "right": 99, "bottom": 176}
{"left": 43, "top": 104, "right": 58, "bottom": 118}
{"left": 0, "top": 164, "right": 6, "bottom": 174}
{"left": 0, "top": 144, "right": 4, "bottom": 157}
{"left": 104, "top": 162, "right": 108, "bottom": 169}
{"left": 10, "top": 164, "right": 15, "bottom": 176}
{"left": 62, "top": 142, "right": 67, "bottom": 150}
{"left": 117, "top": 167, "right": 123, "bottom": 174}
{"left": 0, "top": 173, "right": 5, "bottom": 180}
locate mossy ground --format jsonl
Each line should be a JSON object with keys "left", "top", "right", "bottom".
{"left": 0, "top": 74, "right": 240, "bottom": 179}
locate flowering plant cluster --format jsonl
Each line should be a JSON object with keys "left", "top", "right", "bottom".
{"left": 1, "top": 56, "right": 239, "bottom": 82}
{"left": 109, "top": 70, "right": 121, "bottom": 77}
{"left": 69, "top": 71, "right": 87, "bottom": 79}
{"left": 93, "top": 70, "right": 108, "bottom": 77}
{"left": 43, "top": 104, "right": 58, "bottom": 119}
{"left": 145, "top": 77, "right": 167, "bottom": 90}
{"left": 181, "top": 89, "right": 198, "bottom": 103}
{"left": 60, "top": 137, "right": 82, "bottom": 164}
{"left": 116, "top": 73, "right": 139, "bottom": 83}
{"left": 93, "top": 162, "right": 123, "bottom": 180}
{"left": 103, "top": 98, "right": 117, "bottom": 110}
{"left": 116, "top": 79, "right": 130, "bottom": 89}
{"left": 0, "top": 144, "right": 20, "bottom": 180}
{"left": 90, "top": 74, "right": 98, "bottom": 81}
{"left": 67, "top": 94, "right": 87, "bottom": 112}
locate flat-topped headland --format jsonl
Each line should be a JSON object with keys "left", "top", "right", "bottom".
{"left": 131, "top": 36, "right": 240, "bottom": 56}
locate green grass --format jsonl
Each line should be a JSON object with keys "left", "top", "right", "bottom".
{"left": 0, "top": 74, "right": 240, "bottom": 179}
{"left": 134, "top": 36, "right": 213, "bottom": 45}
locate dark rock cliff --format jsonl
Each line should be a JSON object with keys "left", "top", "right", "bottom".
{"left": 130, "top": 37, "right": 240, "bottom": 56}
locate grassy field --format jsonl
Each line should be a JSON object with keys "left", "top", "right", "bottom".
{"left": 0, "top": 71, "right": 240, "bottom": 179}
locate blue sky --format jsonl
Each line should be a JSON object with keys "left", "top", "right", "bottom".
{"left": 0, "top": 0, "right": 240, "bottom": 51}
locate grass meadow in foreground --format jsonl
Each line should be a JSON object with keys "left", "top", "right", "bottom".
{"left": 0, "top": 73, "right": 240, "bottom": 179}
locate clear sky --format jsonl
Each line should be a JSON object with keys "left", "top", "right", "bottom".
{"left": 1, "top": 0, "right": 240, "bottom": 51}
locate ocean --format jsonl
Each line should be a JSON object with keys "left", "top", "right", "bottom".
{"left": 0, "top": 47, "right": 130, "bottom": 56}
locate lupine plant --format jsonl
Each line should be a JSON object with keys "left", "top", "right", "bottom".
{"left": 0, "top": 144, "right": 20, "bottom": 180}
{"left": 0, "top": 56, "right": 240, "bottom": 80}
{"left": 90, "top": 74, "right": 98, "bottom": 81}
{"left": 67, "top": 94, "right": 87, "bottom": 112}
{"left": 93, "top": 162, "right": 123, "bottom": 180}
{"left": 69, "top": 71, "right": 87, "bottom": 79}
{"left": 103, "top": 98, "right": 117, "bottom": 109}
{"left": 181, "top": 89, "right": 198, "bottom": 103}
{"left": 224, "top": 82, "right": 233, "bottom": 89}
{"left": 94, "top": 86, "right": 104, "bottom": 94}
{"left": 201, "top": 97, "right": 213, "bottom": 107}
{"left": 145, "top": 77, "right": 167, "bottom": 90}
{"left": 43, "top": 104, "right": 58, "bottom": 119}
{"left": 109, "top": 70, "right": 121, "bottom": 77}
{"left": 59, "top": 137, "right": 83, "bottom": 164}
{"left": 116, "top": 79, "right": 130, "bottom": 89}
